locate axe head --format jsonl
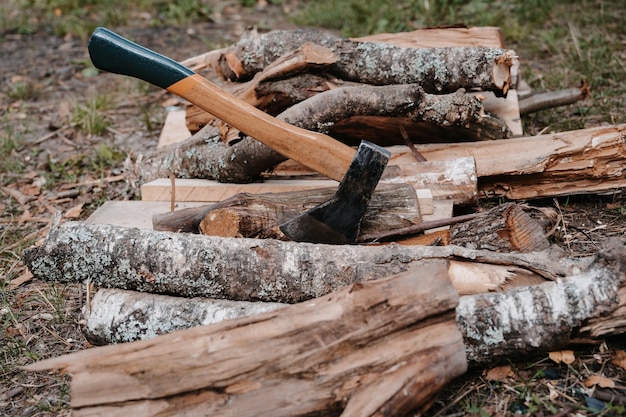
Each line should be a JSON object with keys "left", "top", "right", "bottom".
{"left": 280, "top": 141, "right": 390, "bottom": 244}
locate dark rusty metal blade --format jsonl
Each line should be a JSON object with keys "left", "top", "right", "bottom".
{"left": 280, "top": 141, "right": 391, "bottom": 244}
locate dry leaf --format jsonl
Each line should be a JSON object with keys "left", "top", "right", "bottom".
{"left": 64, "top": 203, "right": 84, "bottom": 219}
{"left": 483, "top": 365, "right": 515, "bottom": 382}
{"left": 612, "top": 350, "right": 626, "bottom": 370}
{"left": 549, "top": 350, "right": 575, "bottom": 364}
{"left": 9, "top": 270, "right": 33, "bottom": 290}
{"left": 584, "top": 375, "right": 616, "bottom": 388}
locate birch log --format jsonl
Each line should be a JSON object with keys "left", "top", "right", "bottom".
{"left": 82, "top": 241, "right": 626, "bottom": 364}
{"left": 26, "top": 263, "right": 468, "bottom": 417}
{"left": 24, "top": 222, "right": 588, "bottom": 303}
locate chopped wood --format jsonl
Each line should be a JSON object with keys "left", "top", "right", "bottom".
{"left": 23, "top": 221, "right": 589, "bottom": 303}
{"left": 411, "top": 123, "right": 626, "bottom": 199}
{"left": 139, "top": 157, "right": 476, "bottom": 205}
{"left": 353, "top": 26, "right": 506, "bottom": 49}
{"left": 151, "top": 182, "right": 421, "bottom": 238}
{"left": 214, "top": 29, "right": 517, "bottom": 96}
{"left": 183, "top": 26, "right": 507, "bottom": 72}
{"left": 83, "top": 243, "right": 625, "bottom": 358}
{"left": 26, "top": 263, "right": 467, "bottom": 417}
{"left": 83, "top": 255, "right": 548, "bottom": 345}
{"left": 518, "top": 81, "right": 590, "bottom": 115}
{"left": 458, "top": 238, "right": 626, "bottom": 362}
{"left": 359, "top": 202, "right": 549, "bottom": 253}
{"left": 187, "top": 81, "right": 511, "bottom": 143}
{"left": 449, "top": 202, "right": 550, "bottom": 252}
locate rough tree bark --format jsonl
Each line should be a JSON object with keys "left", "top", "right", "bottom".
{"left": 82, "top": 243, "right": 625, "bottom": 360}
{"left": 213, "top": 29, "right": 516, "bottom": 96}
{"left": 26, "top": 263, "right": 468, "bottom": 417}
{"left": 188, "top": 81, "right": 511, "bottom": 142}
{"left": 24, "top": 221, "right": 587, "bottom": 303}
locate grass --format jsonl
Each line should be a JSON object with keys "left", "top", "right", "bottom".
{"left": 0, "top": 0, "right": 214, "bottom": 39}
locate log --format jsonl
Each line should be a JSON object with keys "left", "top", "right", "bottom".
{"left": 151, "top": 182, "right": 421, "bottom": 238}
{"left": 457, "top": 238, "right": 626, "bottom": 362}
{"left": 359, "top": 202, "right": 550, "bottom": 252}
{"left": 408, "top": 123, "right": 626, "bottom": 199}
{"left": 187, "top": 80, "right": 511, "bottom": 142}
{"left": 26, "top": 263, "right": 468, "bottom": 417}
{"left": 136, "top": 123, "right": 626, "bottom": 202}
{"left": 449, "top": 202, "right": 550, "bottom": 252}
{"left": 83, "top": 288, "right": 285, "bottom": 346}
{"left": 24, "top": 221, "right": 588, "bottom": 303}
{"left": 213, "top": 29, "right": 516, "bottom": 96}
{"left": 84, "top": 244, "right": 625, "bottom": 359}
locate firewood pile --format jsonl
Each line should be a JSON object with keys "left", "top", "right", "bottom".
{"left": 22, "top": 27, "right": 626, "bottom": 416}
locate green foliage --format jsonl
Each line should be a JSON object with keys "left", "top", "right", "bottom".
{"left": 70, "top": 95, "right": 114, "bottom": 136}
{"left": 0, "top": 125, "right": 25, "bottom": 178}
{"left": 0, "top": 0, "right": 213, "bottom": 38}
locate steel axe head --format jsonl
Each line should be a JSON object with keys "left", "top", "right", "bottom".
{"left": 280, "top": 141, "right": 391, "bottom": 244}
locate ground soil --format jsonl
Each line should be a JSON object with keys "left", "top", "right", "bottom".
{"left": 1, "top": 2, "right": 624, "bottom": 416}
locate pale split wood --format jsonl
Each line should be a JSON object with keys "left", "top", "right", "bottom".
{"left": 352, "top": 26, "right": 506, "bottom": 49}
{"left": 407, "top": 123, "right": 626, "bottom": 199}
{"left": 140, "top": 156, "right": 477, "bottom": 205}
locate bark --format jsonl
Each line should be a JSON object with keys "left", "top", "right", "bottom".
{"left": 84, "top": 245, "right": 625, "bottom": 358}
{"left": 215, "top": 29, "right": 516, "bottom": 96}
{"left": 151, "top": 183, "right": 421, "bottom": 238}
{"left": 26, "top": 263, "right": 468, "bottom": 417}
{"left": 82, "top": 288, "right": 285, "bottom": 346}
{"left": 457, "top": 239, "right": 626, "bottom": 363}
{"left": 125, "top": 124, "right": 284, "bottom": 187}
{"left": 24, "top": 221, "right": 588, "bottom": 303}
{"left": 449, "top": 202, "right": 550, "bottom": 252}
{"left": 360, "top": 202, "right": 550, "bottom": 253}
{"left": 187, "top": 82, "right": 511, "bottom": 142}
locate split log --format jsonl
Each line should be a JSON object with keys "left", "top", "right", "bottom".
{"left": 24, "top": 221, "right": 588, "bottom": 303}
{"left": 448, "top": 202, "right": 550, "bottom": 252}
{"left": 409, "top": 123, "right": 626, "bottom": 199}
{"left": 26, "top": 263, "right": 468, "bottom": 417}
{"left": 361, "top": 202, "right": 550, "bottom": 252}
{"left": 214, "top": 29, "right": 516, "bottom": 96}
{"left": 151, "top": 182, "right": 421, "bottom": 238}
{"left": 458, "top": 238, "right": 626, "bottom": 362}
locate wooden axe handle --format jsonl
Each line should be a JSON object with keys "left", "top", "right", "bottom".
{"left": 88, "top": 27, "right": 355, "bottom": 182}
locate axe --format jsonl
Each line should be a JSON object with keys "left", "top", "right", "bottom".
{"left": 88, "top": 27, "right": 390, "bottom": 244}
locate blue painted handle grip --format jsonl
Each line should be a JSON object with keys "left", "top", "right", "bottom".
{"left": 88, "top": 27, "right": 194, "bottom": 89}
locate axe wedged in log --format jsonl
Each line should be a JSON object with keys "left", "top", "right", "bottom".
{"left": 88, "top": 27, "right": 390, "bottom": 244}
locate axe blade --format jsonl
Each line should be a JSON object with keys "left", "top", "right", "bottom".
{"left": 280, "top": 141, "right": 391, "bottom": 244}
